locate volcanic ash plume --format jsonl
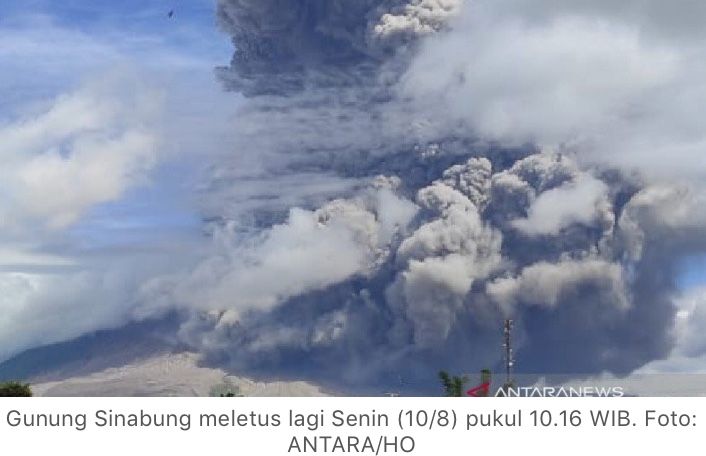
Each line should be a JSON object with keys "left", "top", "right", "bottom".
{"left": 137, "top": 0, "right": 706, "bottom": 391}
{"left": 215, "top": 0, "right": 463, "bottom": 95}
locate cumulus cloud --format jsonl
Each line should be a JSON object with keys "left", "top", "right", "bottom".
{"left": 0, "top": 72, "right": 187, "bottom": 365}
{"left": 0, "top": 0, "right": 253, "bottom": 373}
{"left": 672, "top": 287, "right": 706, "bottom": 358}
{"left": 403, "top": 15, "right": 674, "bottom": 141}
{"left": 138, "top": 185, "right": 418, "bottom": 321}
{"left": 0, "top": 74, "right": 162, "bottom": 229}
{"left": 154, "top": 205, "right": 377, "bottom": 320}
{"left": 373, "top": 0, "right": 463, "bottom": 47}
{"left": 399, "top": 0, "right": 706, "bottom": 184}
{"left": 214, "top": 0, "right": 465, "bottom": 96}
{"left": 0, "top": 260, "right": 161, "bottom": 364}
{"left": 0, "top": 15, "right": 236, "bottom": 365}
{"left": 512, "top": 174, "right": 611, "bottom": 236}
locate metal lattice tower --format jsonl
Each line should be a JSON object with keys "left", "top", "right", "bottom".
{"left": 503, "top": 319, "right": 515, "bottom": 387}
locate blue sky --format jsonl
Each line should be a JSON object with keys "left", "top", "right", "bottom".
{"left": 1, "top": 0, "right": 222, "bottom": 44}
{"left": 678, "top": 256, "right": 706, "bottom": 289}
{"left": 0, "top": 0, "right": 237, "bottom": 254}
{"left": 0, "top": 0, "right": 229, "bottom": 103}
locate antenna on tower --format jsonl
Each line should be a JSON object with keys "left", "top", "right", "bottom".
{"left": 502, "top": 319, "right": 515, "bottom": 392}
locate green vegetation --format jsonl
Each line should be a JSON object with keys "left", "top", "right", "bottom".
{"left": 209, "top": 381, "right": 242, "bottom": 397}
{"left": 480, "top": 368, "right": 491, "bottom": 384}
{"left": 0, "top": 381, "right": 33, "bottom": 397}
{"left": 438, "top": 371, "right": 468, "bottom": 397}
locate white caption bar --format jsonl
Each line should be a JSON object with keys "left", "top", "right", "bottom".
{"left": 0, "top": 397, "right": 700, "bottom": 455}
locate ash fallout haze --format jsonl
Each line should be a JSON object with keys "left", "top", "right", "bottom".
{"left": 2, "top": 0, "right": 706, "bottom": 395}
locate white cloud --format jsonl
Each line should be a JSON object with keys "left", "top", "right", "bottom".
{"left": 0, "top": 268, "right": 138, "bottom": 363}
{"left": 0, "top": 242, "right": 196, "bottom": 364}
{"left": 0, "top": 74, "right": 163, "bottom": 229}
{"left": 138, "top": 186, "right": 418, "bottom": 322}
{"left": 672, "top": 286, "right": 706, "bottom": 358}
{"left": 0, "top": 11, "right": 239, "bottom": 363}
{"left": 399, "top": 0, "right": 706, "bottom": 184}
{"left": 512, "top": 174, "right": 611, "bottom": 236}
{"left": 582, "top": 286, "right": 706, "bottom": 390}
{"left": 374, "top": 0, "right": 463, "bottom": 40}
{"left": 0, "top": 71, "right": 173, "bottom": 355}
{"left": 205, "top": 206, "right": 375, "bottom": 316}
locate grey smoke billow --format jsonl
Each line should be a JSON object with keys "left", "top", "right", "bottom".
{"left": 135, "top": 0, "right": 706, "bottom": 391}
{"left": 215, "top": 0, "right": 462, "bottom": 95}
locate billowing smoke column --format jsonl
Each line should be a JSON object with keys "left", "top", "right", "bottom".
{"left": 143, "top": 0, "right": 706, "bottom": 391}
{"left": 215, "top": 0, "right": 462, "bottom": 95}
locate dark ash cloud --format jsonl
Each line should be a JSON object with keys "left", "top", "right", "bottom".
{"left": 131, "top": 0, "right": 706, "bottom": 392}
{"left": 6, "top": 0, "right": 701, "bottom": 394}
